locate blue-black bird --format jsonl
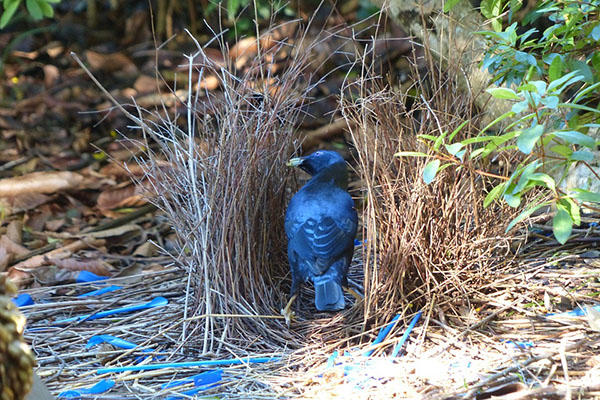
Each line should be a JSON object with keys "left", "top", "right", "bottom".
{"left": 281, "top": 150, "right": 359, "bottom": 325}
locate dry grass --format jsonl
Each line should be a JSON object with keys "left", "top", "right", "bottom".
{"left": 341, "top": 55, "right": 519, "bottom": 331}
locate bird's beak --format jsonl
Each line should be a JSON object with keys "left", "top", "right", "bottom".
{"left": 286, "top": 157, "right": 304, "bottom": 167}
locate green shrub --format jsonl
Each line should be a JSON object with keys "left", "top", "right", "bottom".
{"left": 1, "top": 0, "right": 61, "bottom": 28}
{"left": 400, "top": 0, "right": 600, "bottom": 244}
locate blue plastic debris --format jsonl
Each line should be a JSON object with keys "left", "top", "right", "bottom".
{"left": 326, "top": 350, "right": 339, "bottom": 369}
{"left": 547, "top": 304, "right": 600, "bottom": 317}
{"left": 77, "top": 285, "right": 122, "bottom": 297}
{"left": 76, "top": 270, "right": 109, "bottom": 283}
{"left": 87, "top": 334, "right": 158, "bottom": 363}
{"left": 12, "top": 293, "right": 34, "bottom": 307}
{"left": 161, "top": 370, "right": 222, "bottom": 389}
{"left": 363, "top": 314, "right": 401, "bottom": 356}
{"left": 58, "top": 379, "right": 115, "bottom": 398}
{"left": 391, "top": 310, "right": 422, "bottom": 357}
{"left": 87, "top": 335, "right": 148, "bottom": 350}
{"left": 504, "top": 340, "right": 534, "bottom": 349}
{"left": 54, "top": 296, "right": 168, "bottom": 325}
{"left": 97, "top": 356, "right": 281, "bottom": 374}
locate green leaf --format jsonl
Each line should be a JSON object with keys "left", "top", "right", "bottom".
{"left": 562, "top": 197, "right": 581, "bottom": 226}
{"left": 570, "top": 150, "right": 594, "bottom": 162}
{"left": 549, "top": 145, "right": 573, "bottom": 157}
{"left": 36, "top": 0, "right": 53, "bottom": 17}
{"left": 548, "top": 55, "right": 563, "bottom": 82}
{"left": 226, "top": 0, "right": 240, "bottom": 20}
{"left": 553, "top": 130, "right": 596, "bottom": 148}
{"left": 529, "top": 172, "right": 556, "bottom": 192}
{"left": 423, "top": 159, "right": 441, "bottom": 184}
{"left": 443, "top": 0, "right": 462, "bottom": 12}
{"left": 506, "top": 201, "right": 549, "bottom": 231}
{"left": 516, "top": 125, "right": 544, "bottom": 154}
{"left": 0, "top": 0, "right": 20, "bottom": 28}
{"left": 486, "top": 87, "right": 520, "bottom": 100}
{"left": 394, "top": 151, "right": 429, "bottom": 158}
{"left": 25, "top": 0, "right": 42, "bottom": 19}
{"left": 570, "top": 189, "right": 600, "bottom": 203}
{"left": 448, "top": 120, "right": 470, "bottom": 142}
{"left": 503, "top": 193, "right": 522, "bottom": 208}
{"left": 552, "top": 207, "right": 572, "bottom": 244}
{"left": 547, "top": 70, "right": 582, "bottom": 92}
{"left": 445, "top": 143, "right": 463, "bottom": 157}
{"left": 514, "top": 160, "right": 540, "bottom": 193}
{"left": 484, "top": 182, "right": 506, "bottom": 208}
{"left": 574, "top": 82, "right": 600, "bottom": 103}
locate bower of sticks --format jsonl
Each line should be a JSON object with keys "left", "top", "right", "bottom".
{"left": 13, "top": 22, "right": 600, "bottom": 400}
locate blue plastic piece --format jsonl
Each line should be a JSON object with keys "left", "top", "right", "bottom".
{"left": 590, "top": 222, "right": 598, "bottom": 227}
{"left": 505, "top": 340, "right": 534, "bottom": 349}
{"left": 76, "top": 270, "right": 109, "bottom": 283}
{"left": 87, "top": 334, "right": 158, "bottom": 362}
{"left": 97, "top": 356, "right": 281, "bottom": 374}
{"left": 164, "top": 386, "right": 206, "bottom": 400}
{"left": 161, "top": 370, "right": 222, "bottom": 389}
{"left": 326, "top": 350, "right": 339, "bottom": 369}
{"left": 78, "top": 285, "right": 122, "bottom": 297}
{"left": 363, "top": 314, "right": 401, "bottom": 356}
{"left": 58, "top": 379, "right": 115, "bottom": 397}
{"left": 54, "top": 296, "right": 169, "bottom": 325}
{"left": 391, "top": 310, "right": 422, "bottom": 357}
{"left": 12, "top": 293, "right": 34, "bottom": 307}
{"left": 547, "top": 304, "right": 600, "bottom": 317}
{"left": 87, "top": 335, "right": 145, "bottom": 350}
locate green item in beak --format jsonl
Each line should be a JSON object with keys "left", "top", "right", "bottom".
{"left": 286, "top": 157, "right": 304, "bottom": 167}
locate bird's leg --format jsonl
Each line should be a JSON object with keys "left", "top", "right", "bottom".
{"left": 280, "top": 293, "right": 298, "bottom": 327}
{"left": 344, "top": 287, "right": 363, "bottom": 304}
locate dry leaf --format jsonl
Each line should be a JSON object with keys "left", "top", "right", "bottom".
{"left": 0, "top": 247, "right": 11, "bottom": 272}
{"left": 0, "top": 235, "right": 29, "bottom": 258}
{"left": 49, "top": 257, "right": 112, "bottom": 276}
{"left": 85, "top": 50, "right": 138, "bottom": 76}
{"left": 97, "top": 184, "right": 148, "bottom": 210}
{"left": 0, "top": 171, "right": 84, "bottom": 197}
{"left": 0, "top": 193, "right": 51, "bottom": 216}
{"left": 6, "top": 220, "right": 23, "bottom": 244}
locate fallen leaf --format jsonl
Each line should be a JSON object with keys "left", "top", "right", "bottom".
{"left": 0, "top": 171, "right": 84, "bottom": 197}
{"left": 0, "top": 193, "right": 52, "bottom": 216}
{"left": 6, "top": 220, "right": 23, "bottom": 244}
{"left": 85, "top": 50, "right": 138, "bottom": 77}
{"left": 97, "top": 184, "right": 148, "bottom": 210}
{"left": 49, "top": 257, "right": 112, "bottom": 276}
{"left": 0, "top": 235, "right": 29, "bottom": 258}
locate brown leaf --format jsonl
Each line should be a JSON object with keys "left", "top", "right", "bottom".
{"left": 6, "top": 220, "right": 23, "bottom": 244}
{"left": 49, "top": 257, "right": 112, "bottom": 276}
{"left": 0, "top": 246, "right": 11, "bottom": 272}
{"left": 43, "top": 64, "right": 60, "bottom": 88}
{"left": 85, "top": 50, "right": 138, "bottom": 77}
{"left": 0, "top": 193, "right": 52, "bottom": 215}
{"left": 0, "top": 171, "right": 84, "bottom": 197}
{"left": 8, "top": 238, "right": 105, "bottom": 273}
{"left": 0, "top": 235, "right": 29, "bottom": 257}
{"left": 133, "top": 241, "right": 158, "bottom": 257}
{"left": 133, "top": 75, "right": 158, "bottom": 94}
{"left": 229, "top": 37, "right": 258, "bottom": 60}
{"left": 97, "top": 184, "right": 148, "bottom": 210}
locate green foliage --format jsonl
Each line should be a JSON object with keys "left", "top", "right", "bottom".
{"left": 205, "top": 0, "right": 294, "bottom": 38}
{"left": 1, "top": 0, "right": 60, "bottom": 28}
{"left": 398, "top": 0, "right": 600, "bottom": 244}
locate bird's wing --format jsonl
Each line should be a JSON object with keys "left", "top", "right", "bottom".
{"left": 291, "top": 215, "right": 355, "bottom": 275}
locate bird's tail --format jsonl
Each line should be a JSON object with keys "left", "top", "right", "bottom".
{"left": 314, "top": 279, "right": 345, "bottom": 311}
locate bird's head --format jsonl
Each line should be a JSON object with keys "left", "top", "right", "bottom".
{"left": 286, "top": 150, "right": 346, "bottom": 176}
